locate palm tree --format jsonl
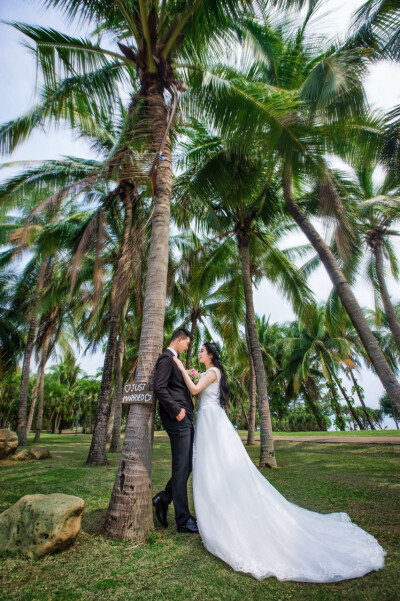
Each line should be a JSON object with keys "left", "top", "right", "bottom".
{"left": 236, "top": 5, "right": 400, "bottom": 414}
{"left": 283, "top": 305, "right": 357, "bottom": 430}
{"left": 352, "top": 0, "right": 400, "bottom": 173}
{"left": 353, "top": 167, "right": 400, "bottom": 354}
{"left": 0, "top": 271, "right": 24, "bottom": 378}
{"left": 0, "top": 149, "right": 112, "bottom": 445}
{"left": 352, "top": 0, "right": 400, "bottom": 61}
{"left": 2, "top": 0, "right": 309, "bottom": 536}
{"left": 174, "top": 126, "right": 314, "bottom": 466}
{"left": 0, "top": 215, "right": 58, "bottom": 446}
{"left": 324, "top": 292, "right": 377, "bottom": 429}
{"left": 0, "top": 105, "right": 151, "bottom": 463}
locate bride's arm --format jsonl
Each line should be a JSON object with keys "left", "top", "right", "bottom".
{"left": 173, "top": 357, "right": 217, "bottom": 395}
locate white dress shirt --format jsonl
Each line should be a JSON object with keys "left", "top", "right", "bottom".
{"left": 167, "top": 346, "right": 178, "bottom": 357}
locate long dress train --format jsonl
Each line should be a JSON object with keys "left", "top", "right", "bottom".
{"left": 193, "top": 367, "right": 386, "bottom": 582}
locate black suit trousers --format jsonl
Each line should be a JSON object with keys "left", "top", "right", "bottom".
{"left": 158, "top": 413, "right": 194, "bottom": 527}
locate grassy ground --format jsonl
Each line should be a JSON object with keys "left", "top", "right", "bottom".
{"left": 237, "top": 429, "right": 400, "bottom": 438}
{"left": 0, "top": 433, "right": 398, "bottom": 601}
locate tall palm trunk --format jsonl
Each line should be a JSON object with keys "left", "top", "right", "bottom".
{"left": 26, "top": 372, "right": 40, "bottom": 436}
{"left": 348, "top": 368, "right": 375, "bottom": 429}
{"left": 86, "top": 185, "right": 137, "bottom": 465}
{"left": 332, "top": 373, "right": 364, "bottom": 430}
{"left": 282, "top": 168, "right": 400, "bottom": 416}
{"left": 54, "top": 412, "right": 62, "bottom": 434}
{"left": 86, "top": 303, "right": 120, "bottom": 464}
{"left": 105, "top": 79, "right": 173, "bottom": 539}
{"left": 34, "top": 337, "right": 51, "bottom": 443}
{"left": 239, "top": 235, "right": 276, "bottom": 467}
{"left": 185, "top": 314, "right": 198, "bottom": 368}
{"left": 302, "top": 384, "right": 325, "bottom": 430}
{"left": 106, "top": 391, "right": 116, "bottom": 443}
{"left": 109, "top": 335, "right": 125, "bottom": 453}
{"left": 374, "top": 241, "right": 400, "bottom": 354}
{"left": 246, "top": 326, "right": 257, "bottom": 445}
{"left": 17, "top": 260, "right": 46, "bottom": 446}
{"left": 327, "top": 380, "right": 346, "bottom": 431}
{"left": 46, "top": 409, "right": 56, "bottom": 433}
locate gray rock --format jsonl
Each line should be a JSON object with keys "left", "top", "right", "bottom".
{"left": 0, "top": 429, "right": 18, "bottom": 459}
{"left": 0, "top": 493, "right": 85, "bottom": 558}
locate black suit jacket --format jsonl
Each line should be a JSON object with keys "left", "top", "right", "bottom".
{"left": 153, "top": 349, "right": 194, "bottom": 421}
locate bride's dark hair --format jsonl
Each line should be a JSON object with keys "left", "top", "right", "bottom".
{"left": 203, "top": 341, "right": 230, "bottom": 410}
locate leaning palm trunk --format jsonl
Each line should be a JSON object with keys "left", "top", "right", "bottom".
{"left": 86, "top": 303, "right": 120, "bottom": 464}
{"left": 282, "top": 168, "right": 400, "bottom": 416}
{"left": 327, "top": 380, "right": 346, "bottom": 431}
{"left": 106, "top": 390, "right": 116, "bottom": 444}
{"left": 302, "top": 384, "right": 325, "bottom": 431}
{"left": 105, "top": 81, "right": 173, "bottom": 539}
{"left": 17, "top": 260, "right": 46, "bottom": 446}
{"left": 109, "top": 335, "right": 125, "bottom": 453}
{"left": 25, "top": 372, "right": 40, "bottom": 436}
{"left": 348, "top": 368, "right": 375, "bottom": 429}
{"left": 332, "top": 373, "right": 364, "bottom": 430}
{"left": 86, "top": 185, "right": 137, "bottom": 466}
{"left": 374, "top": 242, "right": 400, "bottom": 355}
{"left": 239, "top": 236, "right": 276, "bottom": 467}
{"left": 34, "top": 337, "right": 51, "bottom": 443}
{"left": 246, "top": 326, "right": 257, "bottom": 445}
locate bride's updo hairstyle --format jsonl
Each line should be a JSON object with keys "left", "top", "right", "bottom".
{"left": 203, "top": 341, "right": 230, "bottom": 410}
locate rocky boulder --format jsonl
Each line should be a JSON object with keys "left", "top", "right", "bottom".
{"left": 11, "top": 447, "right": 52, "bottom": 462}
{"left": 29, "top": 446, "right": 52, "bottom": 460}
{"left": 0, "top": 493, "right": 85, "bottom": 558}
{"left": 0, "top": 429, "right": 18, "bottom": 459}
{"left": 12, "top": 449, "right": 32, "bottom": 461}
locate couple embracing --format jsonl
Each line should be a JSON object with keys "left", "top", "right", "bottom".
{"left": 152, "top": 328, "right": 386, "bottom": 583}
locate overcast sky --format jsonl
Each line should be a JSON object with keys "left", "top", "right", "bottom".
{"left": 1, "top": 0, "right": 399, "bottom": 426}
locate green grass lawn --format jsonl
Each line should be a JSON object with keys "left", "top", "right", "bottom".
{"left": 0, "top": 433, "right": 398, "bottom": 601}
{"left": 237, "top": 429, "right": 400, "bottom": 438}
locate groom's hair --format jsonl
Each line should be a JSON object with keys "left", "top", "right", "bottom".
{"left": 170, "top": 328, "right": 191, "bottom": 342}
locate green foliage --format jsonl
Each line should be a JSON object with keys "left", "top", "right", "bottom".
{"left": 0, "top": 356, "right": 100, "bottom": 433}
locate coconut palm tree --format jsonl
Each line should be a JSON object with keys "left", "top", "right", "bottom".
{"left": 323, "top": 291, "right": 377, "bottom": 429}
{"left": 2, "top": 0, "right": 311, "bottom": 536}
{"left": 352, "top": 0, "right": 400, "bottom": 61}
{"left": 0, "top": 217, "right": 58, "bottom": 446}
{"left": 173, "top": 125, "right": 314, "bottom": 466}
{"left": 0, "top": 104, "right": 151, "bottom": 463}
{"left": 282, "top": 304, "right": 355, "bottom": 430}
{"left": 0, "top": 270, "right": 24, "bottom": 378}
{"left": 354, "top": 167, "right": 400, "bottom": 354}
{"left": 234, "top": 5, "right": 400, "bottom": 414}
{"left": 352, "top": 1, "right": 400, "bottom": 173}
{"left": 0, "top": 150, "right": 112, "bottom": 445}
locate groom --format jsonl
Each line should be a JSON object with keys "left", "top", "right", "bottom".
{"left": 152, "top": 328, "right": 198, "bottom": 534}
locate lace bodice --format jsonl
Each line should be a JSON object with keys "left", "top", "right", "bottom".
{"left": 198, "top": 367, "right": 221, "bottom": 408}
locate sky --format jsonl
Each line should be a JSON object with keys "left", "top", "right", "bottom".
{"left": 1, "top": 0, "right": 399, "bottom": 426}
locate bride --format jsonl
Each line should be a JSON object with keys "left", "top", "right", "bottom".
{"left": 172, "top": 341, "right": 386, "bottom": 583}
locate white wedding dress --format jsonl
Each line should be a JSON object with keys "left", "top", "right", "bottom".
{"left": 193, "top": 367, "right": 386, "bottom": 582}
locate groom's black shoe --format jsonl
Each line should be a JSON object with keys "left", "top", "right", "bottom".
{"left": 177, "top": 516, "right": 199, "bottom": 534}
{"left": 152, "top": 494, "right": 168, "bottom": 527}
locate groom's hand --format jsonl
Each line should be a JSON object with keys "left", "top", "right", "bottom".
{"left": 176, "top": 408, "right": 186, "bottom": 421}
